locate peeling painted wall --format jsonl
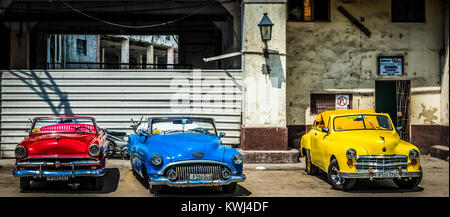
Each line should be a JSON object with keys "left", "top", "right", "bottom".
{"left": 440, "top": 1, "right": 449, "bottom": 126}
{"left": 286, "top": 0, "right": 446, "bottom": 127}
{"left": 242, "top": 1, "right": 287, "bottom": 127}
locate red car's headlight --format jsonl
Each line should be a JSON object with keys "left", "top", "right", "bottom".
{"left": 15, "top": 146, "right": 27, "bottom": 159}
{"left": 89, "top": 144, "right": 100, "bottom": 157}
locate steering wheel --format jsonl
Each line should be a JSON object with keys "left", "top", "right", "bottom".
{"left": 71, "top": 126, "right": 92, "bottom": 133}
{"left": 190, "top": 127, "right": 210, "bottom": 135}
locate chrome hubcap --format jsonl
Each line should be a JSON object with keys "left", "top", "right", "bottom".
{"left": 331, "top": 166, "right": 344, "bottom": 185}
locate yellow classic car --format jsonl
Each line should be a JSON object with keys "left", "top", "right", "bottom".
{"left": 300, "top": 109, "right": 422, "bottom": 190}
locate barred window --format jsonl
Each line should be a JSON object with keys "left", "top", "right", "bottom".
{"left": 76, "top": 39, "right": 87, "bottom": 56}
{"left": 392, "top": 0, "right": 425, "bottom": 22}
{"left": 310, "top": 94, "right": 352, "bottom": 115}
{"left": 288, "top": 0, "right": 330, "bottom": 22}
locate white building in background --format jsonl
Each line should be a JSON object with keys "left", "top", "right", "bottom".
{"left": 47, "top": 34, "right": 179, "bottom": 69}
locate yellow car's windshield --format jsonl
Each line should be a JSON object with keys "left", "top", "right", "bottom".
{"left": 333, "top": 114, "right": 393, "bottom": 131}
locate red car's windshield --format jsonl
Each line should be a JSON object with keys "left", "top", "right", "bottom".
{"left": 31, "top": 117, "right": 99, "bottom": 134}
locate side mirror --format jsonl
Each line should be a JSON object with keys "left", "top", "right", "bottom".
{"left": 138, "top": 131, "right": 149, "bottom": 137}
{"left": 219, "top": 132, "right": 226, "bottom": 138}
{"left": 322, "top": 128, "right": 329, "bottom": 133}
{"left": 396, "top": 126, "right": 403, "bottom": 132}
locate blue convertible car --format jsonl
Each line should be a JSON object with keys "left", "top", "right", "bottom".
{"left": 127, "top": 117, "right": 246, "bottom": 194}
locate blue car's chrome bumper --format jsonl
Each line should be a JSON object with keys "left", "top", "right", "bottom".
{"left": 149, "top": 174, "right": 246, "bottom": 187}
{"left": 13, "top": 168, "right": 106, "bottom": 178}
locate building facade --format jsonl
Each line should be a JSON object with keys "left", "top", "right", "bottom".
{"left": 0, "top": 0, "right": 448, "bottom": 160}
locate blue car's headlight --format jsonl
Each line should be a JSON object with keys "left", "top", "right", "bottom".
{"left": 233, "top": 154, "right": 243, "bottom": 165}
{"left": 151, "top": 154, "right": 163, "bottom": 166}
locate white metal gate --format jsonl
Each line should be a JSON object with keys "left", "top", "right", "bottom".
{"left": 0, "top": 69, "right": 242, "bottom": 158}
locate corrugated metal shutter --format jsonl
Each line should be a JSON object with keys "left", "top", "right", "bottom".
{"left": 0, "top": 69, "right": 242, "bottom": 158}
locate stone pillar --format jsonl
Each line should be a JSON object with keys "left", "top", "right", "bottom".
{"left": 167, "top": 47, "right": 174, "bottom": 69}
{"left": 137, "top": 53, "right": 143, "bottom": 69}
{"left": 101, "top": 48, "right": 105, "bottom": 69}
{"left": 241, "top": 0, "right": 287, "bottom": 150}
{"left": 120, "top": 37, "right": 129, "bottom": 69}
{"left": 146, "top": 44, "right": 154, "bottom": 69}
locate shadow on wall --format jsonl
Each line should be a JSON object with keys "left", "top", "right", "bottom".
{"left": 6, "top": 70, "right": 73, "bottom": 116}
{"left": 264, "top": 49, "right": 285, "bottom": 89}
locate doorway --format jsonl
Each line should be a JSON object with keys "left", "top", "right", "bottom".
{"left": 375, "top": 80, "right": 411, "bottom": 141}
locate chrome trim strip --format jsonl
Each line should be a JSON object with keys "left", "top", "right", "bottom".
{"left": 13, "top": 168, "right": 105, "bottom": 177}
{"left": 21, "top": 156, "right": 98, "bottom": 161}
{"left": 338, "top": 170, "right": 422, "bottom": 179}
{"left": 353, "top": 162, "right": 410, "bottom": 167}
{"left": 356, "top": 168, "right": 408, "bottom": 172}
{"left": 157, "top": 160, "right": 235, "bottom": 176}
{"left": 356, "top": 155, "right": 408, "bottom": 159}
{"left": 149, "top": 174, "right": 246, "bottom": 187}
{"left": 16, "top": 160, "right": 101, "bottom": 167}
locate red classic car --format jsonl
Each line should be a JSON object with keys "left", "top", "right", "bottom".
{"left": 13, "top": 116, "right": 108, "bottom": 190}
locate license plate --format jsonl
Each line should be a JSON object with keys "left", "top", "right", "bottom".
{"left": 373, "top": 170, "right": 399, "bottom": 178}
{"left": 46, "top": 176, "right": 69, "bottom": 181}
{"left": 189, "top": 174, "right": 212, "bottom": 181}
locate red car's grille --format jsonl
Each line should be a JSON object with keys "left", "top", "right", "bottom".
{"left": 16, "top": 157, "right": 101, "bottom": 170}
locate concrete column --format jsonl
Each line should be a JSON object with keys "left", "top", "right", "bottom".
{"left": 146, "top": 44, "right": 154, "bottom": 69}
{"left": 441, "top": 4, "right": 449, "bottom": 129}
{"left": 137, "top": 53, "right": 143, "bottom": 69}
{"left": 101, "top": 48, "right": 105, "bottom": 69}
{"left": 241, "top": 0, "right": 287, "bottom": 150}
{"left": 121, "top": 37, "right": 129, "bottom": 69}
{"left": 167, "top": 47, "right": 174, "bottom": 69}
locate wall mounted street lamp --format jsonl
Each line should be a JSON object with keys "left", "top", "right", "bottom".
{"left": 258, "top": 13, "right": 274, "bottom": 59}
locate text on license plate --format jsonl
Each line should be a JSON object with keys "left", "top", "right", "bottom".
{"left": 373, "top": 170, "right": 399, "bottom": 178}
{"left": 189, "top": 174, "right": 213, "bottom": 180}
{"left": 46, "top": 176, "right": 69, "bottom": 181}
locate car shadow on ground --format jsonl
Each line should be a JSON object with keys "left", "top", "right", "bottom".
{"left": 309, "top": 170, "right": 424, "bottom": 193}
{"left": 132, "top": 171, "right": 252, "bottom": 197}
{"left": 20, "top": 168, "right": 120, "bottom": 194}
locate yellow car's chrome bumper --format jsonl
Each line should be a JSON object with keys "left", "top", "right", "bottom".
{"left": 338, "top": 169, "right": 422, "bottom": 179}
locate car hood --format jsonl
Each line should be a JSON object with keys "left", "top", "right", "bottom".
{"left": 148, "top": 133, "right": 225, "bottom": 162}
{"left": 332, "top": 130, "right": 401, "bottom": 155}
{"left": 24, "top": 133, "right": 97, "bottom": 156}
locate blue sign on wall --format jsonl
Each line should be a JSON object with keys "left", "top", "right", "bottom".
{"left": 378, "top": 56, "right": 403, "bottom": 75}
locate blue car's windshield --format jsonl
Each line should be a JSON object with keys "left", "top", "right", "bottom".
{"left": 151, "top": 118, "right": 217, "bottom": 136}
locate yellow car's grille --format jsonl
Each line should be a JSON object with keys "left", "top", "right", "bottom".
{"left": 355, "top": 155, "right": 409, "bottom": 172}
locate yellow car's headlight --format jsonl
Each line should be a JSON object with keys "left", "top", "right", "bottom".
{"left": 346, "top": 148, "right": 356, "bottom": 159}
{"left": 409, "top": 149, "right": 419, "bottom": 165}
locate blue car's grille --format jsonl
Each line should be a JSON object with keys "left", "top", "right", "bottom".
{"left": 171, "top": 164, "right": 223, "bottom": 181}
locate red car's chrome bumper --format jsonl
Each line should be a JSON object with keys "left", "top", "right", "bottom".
{"left": 13, "top": 158, "right": 104, "bottom": 178}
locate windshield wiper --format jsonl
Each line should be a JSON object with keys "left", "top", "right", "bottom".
{"left": 186, "top": 128, "right": 211, "bottom": 135}
{"left": 164, "top": 130, "right": 185, "bottom": 134}
{"left": 364, "top": 118, "right": 378, "bottom": 130}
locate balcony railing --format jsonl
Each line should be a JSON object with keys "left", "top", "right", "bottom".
{"left": 43, "top": 62, "right": 192, "bottom": 70}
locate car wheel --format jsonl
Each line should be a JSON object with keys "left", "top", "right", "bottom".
{"left": 141, "top": 165, "right": 150, "bottom": 189}
{"left": 149, "top": 184, "right": 162, "bottom": 195}
{"left": 222, "top": 182, "right": 237, "bottom": 194}
{"left": 393, "top": 167, "right": 422, "bottom": 189}
{"left": 92, "top": 176, "right": 104, "bottom": 190}
{"left": 327, "top": 159, "right": 356, "bottom": 191}
{"left": 305, "top": 149, "right": 319, "bottom": 175}
{"left": 19, "top": 177, "right": 31, "bottom": 191}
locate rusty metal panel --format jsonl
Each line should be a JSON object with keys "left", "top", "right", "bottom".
{"left": 0, "top": 69, "right": 242, "bottom": 158}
